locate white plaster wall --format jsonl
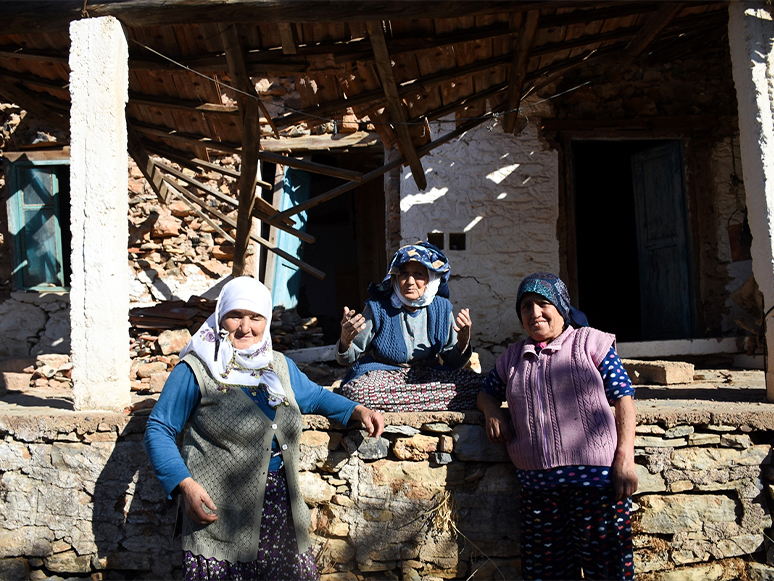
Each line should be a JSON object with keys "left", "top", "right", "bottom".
{"left": 400, "top": 108, "right": 559, "bottom": 369}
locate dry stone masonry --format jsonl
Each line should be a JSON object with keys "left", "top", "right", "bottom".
{"left": 1, "top": 406, "right": 774, "bottom": 580}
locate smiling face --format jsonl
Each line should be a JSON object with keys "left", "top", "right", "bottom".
{"left": 220, "top": 309, "right": 267, "bottom": 349}
{"left": 519, "top": 292, "right": 565, "bottom": 343}
{"left": 397, "top": 261, "right": 429, "bottom": 301}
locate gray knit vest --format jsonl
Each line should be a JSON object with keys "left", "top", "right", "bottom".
{"left": 179, "top": 351, "right": 310, "bottom": 562}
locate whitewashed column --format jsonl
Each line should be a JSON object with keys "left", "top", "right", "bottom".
{"left": 729, "top": 3, "right": 774, "bottom": 401}
{"left": 69, "top": 16, "right": 130, "bottom": 410}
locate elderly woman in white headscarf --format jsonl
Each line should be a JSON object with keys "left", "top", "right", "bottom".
{"left": 336, "top": 241, "right": 480, "bottom": 412}
{"left": 144, "top": 276, "right": 383, "bottom": 581}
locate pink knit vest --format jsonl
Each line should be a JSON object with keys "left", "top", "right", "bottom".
{"left": 497, "top": 326, "right": 617, "bottom": 471}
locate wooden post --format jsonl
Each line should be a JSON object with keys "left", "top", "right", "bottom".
{"left": 219, "top": 22, "right": 262, "bottom": 277}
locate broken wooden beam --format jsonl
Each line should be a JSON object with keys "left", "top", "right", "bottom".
{"left": 367, "top": 20, "right": 426, "bottom": 191}
{"left": 503, "top": 10, "right": 539, "bottom": 134}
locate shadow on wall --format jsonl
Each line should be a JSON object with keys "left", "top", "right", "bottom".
{"left": 90, "top": 414, "right": 180, "bottom": 577}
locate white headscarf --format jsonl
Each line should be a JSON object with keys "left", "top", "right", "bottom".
{"left": 390, "top": 268, "right": 441, "bottom": 309}
{"left": 179, "top": 276, "right": 288, "bottom": 407}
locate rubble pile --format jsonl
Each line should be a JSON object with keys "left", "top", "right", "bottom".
{"left": 271, "top": 306, "right": 326, "bottom": 351}
{"left": 22, "top": 353, "right": 72, "bottom": 388}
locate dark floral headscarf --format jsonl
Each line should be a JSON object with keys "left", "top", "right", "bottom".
{"left": 516, "top": 272, "right": 589, "bottom": 328}
{"left": 368, "top": 241, "right": 451, "bottom": 300}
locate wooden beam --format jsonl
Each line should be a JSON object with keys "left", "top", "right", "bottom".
{"left": 164, "top": 177, "right": 325, "bottom": 280}
{"left": 0, "top": 46, "right": 69, "bottom": 65}
{"left": 540, "top": 115, "right": 716, "bottom": 132}
{"left": 367, "top": 20, "right": 426, "bottom": 191}
{"left": 129, "top": 92, "right": 239, "bottom": 117}
{"left": 277, "top": 23, "right": 298, "bottom": 55}
{"left": 219, "top": 22, "right": 263, "bottom": 277}
{"left": 618, "top": 2, "right": 686, "bottom": 70}
{"left": 425, "top": 83, "right": 508, "bottom": 122}
{"left": 270, "top": 105, "right": 500, "bottom": 222}
{"left": 0, "top": 1, "right": 615, "bottom": 34}
{"left": 503, "top": 10, "right": 539, "bottom": 134}
{"left": 256, "top": 151, "right": 363, "bottom": 182}
{"left": 127, "top": 123, "right": 176, "bottom": 204}
{"left": 143, "top": 141, "right": 254, "bottom": 182}
{"left": 0, "top": 69, "right": 68, "bottom": 92}
{"left": 538, "top": 3, "right": 659, "bottom": 29}
{"left": 0, "top": 82, "right": 67, "bottom": 131}
{"left": 131, "top": 121, "right": 242, "bottom": 154}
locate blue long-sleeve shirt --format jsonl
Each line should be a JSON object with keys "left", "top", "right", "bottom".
{"left": 144, "top": 357, "right": 359, "bottom": 498}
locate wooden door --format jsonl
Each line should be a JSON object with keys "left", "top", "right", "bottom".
{"left": 271, "top": 168, "right": 311, "bottom": 309}
{"left": 631, "top": 142, "right": 694, "bottom": 339}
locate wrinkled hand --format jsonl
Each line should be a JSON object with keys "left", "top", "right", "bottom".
{"left": 340, "top": 306, "right": 366, "bottom": 351}
{"left": 351, "top": 404, "right": 385, "bottom": 438}
{"left": 453, "top": 308, "right": 472, "bottom": 352}
{"left": 610, "top": 452, "right": 638, "bottom": 502}
{"left": 484, "top": 408, "right": 513, "bottom": 444}
{"left": 178, "top": 477, "right": 218, "bottom": 524}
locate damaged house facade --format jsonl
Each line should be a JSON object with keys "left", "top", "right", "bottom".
{"left": 2, "top": 1, "right": 774, "bottom": 579}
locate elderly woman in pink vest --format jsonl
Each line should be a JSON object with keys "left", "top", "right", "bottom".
{"left": 144, "top": 276, "right": 383, "bottom": 581}
{"left": 477, "top": 272, "right": 638, "bottom": 580}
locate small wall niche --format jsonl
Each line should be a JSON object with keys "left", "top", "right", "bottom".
{"left": 449, "top": 233, "right": 466, "bottom": 251}
{"left": 427, "top": 232, "right": 444, "bottom": 249}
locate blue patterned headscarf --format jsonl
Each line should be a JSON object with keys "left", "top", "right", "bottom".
{"left": 516, "top": 272, "right": 589, "bottom": 328}
{"left": 368, "top": 241, "right": 451, "bottom": 300}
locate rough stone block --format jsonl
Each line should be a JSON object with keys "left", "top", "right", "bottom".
{"left": 0, "top": 372, "right": 31, "bottom": 393}
{"left": 431, "top": 452, "right": 453, "bottom": 465}
{"left": 689, "top": 433, "right": 721, "bottom": 446}
{"left": 384, "top": 425, "right": 420, "bottom": 436}
{"left": 44, "top": 550, "right": 91, "bottom": 574}
{"left": 636, "top": 464, "right": 667, "bottom": 493}
{"left": 636, "top": 494, "right": 737, "bottom": 534}
{"left": 421, "top": 422, "right": 452, "bottom": 434}
{"left": 748, "top": 562, "right": 774, "bottom": 581}
{"left": 635, "top": 435, "right": 688, "bottom": 448}
{"left": 343, "top": 430, "right": 388, "bottom": 460}
{"left": 452, "top": 425, "right": 509, "bottom": 462}
{"left": 665, "top": 425, "right": 694, "bottom": 438}
{"left": 622, "top": 359, "right": 694, "bottom": 385}
{"left": 299, "top": 471, "right": 335, "bottom": 505}
{"left": 721, "top": 434, "right": 753, "bottom": 449}
{"left": 149, "top": 371, "right": 170, "bottom": 393}
{"left": 0, "top": 558, "right": 29, "bottom": 581}
{"left": 393, "top": 435, "right": 438, "bottom": 461}
{"left": 157, "top": 329, "right": 191, "bottom": 355}
{"left": 671, "top": 445, "right": 772, "bottom": 471}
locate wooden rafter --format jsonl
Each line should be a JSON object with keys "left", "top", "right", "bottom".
{"left": 277, "top": 23, "right": 297, "bottom": 55}
{"left": 219, "top": 22, "right": 263, "bottom": 277}
{"left": 163, "top": 177, "right": 325, "bottom": 279}
{"left": 618, "top": 2, "right": 686, "bottom": 70}
{"left": 270, "top": 106, "right": 503, "bottom": 223}
{"left": 257, "top": 151, "right": 363, "bottom": 182}
{"left": 503, "top": 10, "right": 539, "bottom": 134}
{"left": 367, "top": 20, "right": 426, "bottom": 191}
{"left": 127, "top": 123, "right": 176, "bottom": 204}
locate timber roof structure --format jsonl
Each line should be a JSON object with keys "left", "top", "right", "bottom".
{"left": 0, "top": 0, "right": 730, "bottom": 277}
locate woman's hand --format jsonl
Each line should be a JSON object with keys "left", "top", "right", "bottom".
{"left": 340, "top": 306, "right": 366, "bottom": 351}
{"left": 477, "top": 392, "right": 513, "bottom": 444}
{"left": 178, "top": 477, "right": 218, "bottom": 524}
{"left": 611, "top": 451, "right": 638, "bottom": 502}
{"left": 453, "top": 308, "right": 472, "bottom": 353}
{"left": 351, "top": 404, "right": 385, "bottom": 438}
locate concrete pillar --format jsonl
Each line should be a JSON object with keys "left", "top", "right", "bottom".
{"left": 729, "top": 3, "right": 774, "bottom": 401}
{"left": 69, "top": 17, "right": 131, "bottom": 411}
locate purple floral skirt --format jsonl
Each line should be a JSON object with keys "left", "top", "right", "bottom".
{"left": 183, "top": 468, "right": 318, "bottom": 581}
{"left": 339, "top": 366, "right": 480, "bottom": 412}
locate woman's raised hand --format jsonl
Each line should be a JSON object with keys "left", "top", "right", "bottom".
{"left": 178, "top": 477, "right": 218, "bottom": 525}
{"left": 340, "top": 306, "right": 366, "bottom": 350}
{"left": 453, "top": 308, "right": 472, "bottom": 352}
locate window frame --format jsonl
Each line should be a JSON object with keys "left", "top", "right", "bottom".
{"left": 5, "top": 151, "right": 70, "bottom": 292}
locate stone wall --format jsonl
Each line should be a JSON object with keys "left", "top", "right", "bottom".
{"left": 1, "top": 407, "right": 773, "bottom": 580}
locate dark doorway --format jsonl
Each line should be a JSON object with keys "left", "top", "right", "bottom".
{"left": 267, "top": 149, "right": 386, "bottom": 344}
{"left": 572, "top": 140, "right": 694, "bottom": 342}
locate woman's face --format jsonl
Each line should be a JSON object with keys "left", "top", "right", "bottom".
{"left": 397, "top": 262, "right": 429, "bottom": 301}
{"left": 220, "top": 309, "right": 267, "bottom": 349}
{"left": 519, "top": 292, "right": 565, "bottom": 343}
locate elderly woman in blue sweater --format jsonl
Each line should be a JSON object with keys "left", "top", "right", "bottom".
{"left": 144, "top": 276, "right": 383, "bottom": 581}
{"left": 336, "top": 241, "right": 480, "bottom": 412}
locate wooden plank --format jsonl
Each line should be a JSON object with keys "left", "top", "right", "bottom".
{"left": 503, "top": 10, "right": 539, "bottom": 133}
{"left": 0, "top": 45, "right": 69, "bottom": 64}
{"left": 131, "top": 120, "right": 242, "bottom": 154}
{"left": 277, "top": 23, "right": 297, "bottom": 55}
{"left": 367, "top": 20, "right": 426, "bottom": 190}
{"left": 618, "top": 2, "right": 685, "bottom": 70}
{"left": 538, "top": 3, "right": 658, "bottom": 29}
{"left": 165, "top": 177, "right": 325, "bottom": 280}
{"left": 129, "top": 91, "right": 238, "bottom": 116}
{"left": 127, "top": 123, "right": 176, "bottom": 204}
{"left": 219, "top": 22, "right": 263, "bottom": 276}
{"left": 256, "top": 151, "right": 363, "bottom": 182}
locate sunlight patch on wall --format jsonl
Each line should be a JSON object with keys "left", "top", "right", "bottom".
{"left": 401, "top": 187, "right": 449, "bottom": 212}
{"left": 464, "top": 216, "right": 483, "bottom": 232}
{"left": 486, "top": 163, "right": 519, "bottom": 185}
